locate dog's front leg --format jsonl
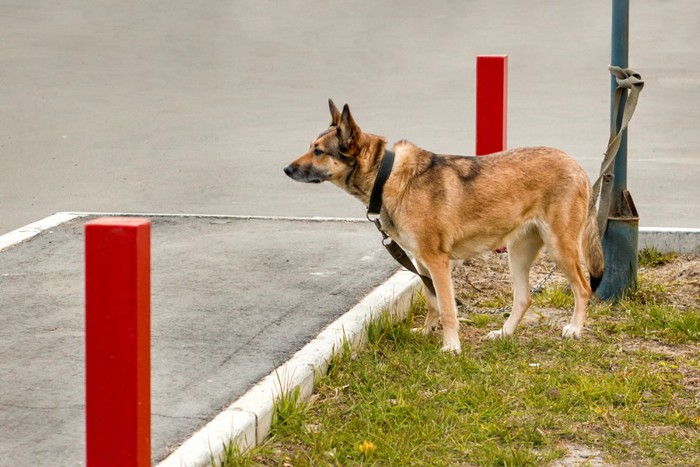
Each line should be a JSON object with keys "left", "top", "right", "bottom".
{"left": 420, "top": 252, "right": 461, "bottom": 354}
{"left": 416, "top": 261, "right": 439, "bottom": 335}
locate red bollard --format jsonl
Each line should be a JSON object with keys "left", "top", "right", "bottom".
{"left": 476, "top": 55, "right": 509, "bottom": 253}
{"left": 85, "top": 217, "right": 151, "bottom": 466}
{"left": 476, "top": 55, "right": 508, "bottom": 156}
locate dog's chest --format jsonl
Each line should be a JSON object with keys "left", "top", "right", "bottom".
{"left": 378, "top": 214, "right": 417, "bottom": 253}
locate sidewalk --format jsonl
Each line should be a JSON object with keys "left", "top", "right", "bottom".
{"left": 0, "top": 214, "right": 399, "bottom": 465}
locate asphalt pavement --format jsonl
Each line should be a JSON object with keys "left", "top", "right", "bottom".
{"left": 1, "top": 0, "right": 699, "bottom": 233}
{"left": 0, "top": 214, "right": 398, "bottom": 464}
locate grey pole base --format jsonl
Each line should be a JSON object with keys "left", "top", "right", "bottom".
{"left": 598, "top": 216, "right": 639, "bottom": 301}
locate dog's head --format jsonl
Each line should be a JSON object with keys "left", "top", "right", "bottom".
{"left": 284, "top": 99, "right": 362, "bottom": 184}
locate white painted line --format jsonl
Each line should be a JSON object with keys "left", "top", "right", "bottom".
{"left": 9, "top": 213, "right": 697, "bottom": 258}
{"left": 0, "top": 212, "right": 85, "bottom": 252}
{"left": 58, "top": 211, "right": 368, "bottom": 223}
{"left": 157, "top": 270, "right": 421, "bottom": 467}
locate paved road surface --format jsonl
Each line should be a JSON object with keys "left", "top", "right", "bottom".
{"left": 2, "top": 0, "right": 699, "bottom": 233}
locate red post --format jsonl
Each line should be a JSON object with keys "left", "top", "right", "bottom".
{"left": 85, "top": 217, "right": 151, "bottom": 466}
{"left": 475, "top": 55, "right": 508, "bottom": 156}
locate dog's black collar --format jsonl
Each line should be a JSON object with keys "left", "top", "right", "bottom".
{"left": 367, "top": 149, "right": 395, "bottom": 215}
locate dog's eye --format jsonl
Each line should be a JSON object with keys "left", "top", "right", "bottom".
{"left": 313, "top": 148, "right": 323, "bottom": 156}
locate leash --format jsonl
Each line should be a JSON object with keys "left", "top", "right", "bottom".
{"left": 590, "top": 65, "right": 644, "bottom": 236}
{"left": 367, "top": 149, "right": 437, "bottom": 296}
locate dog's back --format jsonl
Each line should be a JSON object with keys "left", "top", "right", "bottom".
{"left": 385, "top": 143, "right": 594, "bottom": 255}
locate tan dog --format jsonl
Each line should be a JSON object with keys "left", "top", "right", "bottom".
{"left": 284, "top": 100, "right": 604, "bottom": 353}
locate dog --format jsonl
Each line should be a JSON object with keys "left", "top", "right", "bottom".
{"left": 284, "top": 99, "right": 605, "bottom": 353}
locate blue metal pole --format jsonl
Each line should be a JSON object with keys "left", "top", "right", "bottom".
{"left": 598, "top": 0, "right": 639, "bottom": 301}
{"left": 610, "top": 0, "right": 629, "bottom": 205}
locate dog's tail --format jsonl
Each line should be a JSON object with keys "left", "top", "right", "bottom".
{"left": 582, "top": 205, "right": 605, "bottom": 293}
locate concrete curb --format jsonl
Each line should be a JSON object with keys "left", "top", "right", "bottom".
{"left": 639, "top": 227, "right": 700, "bottom": 254}
{"left": 157, "top": 270, "right": 421, "bottom": 466}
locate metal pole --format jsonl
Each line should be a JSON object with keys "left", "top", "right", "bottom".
{"left": 597, "top": 0, "right": 639, "bottom": 300}
{"left": 610, "top": 0, "right": 629, "bottom": 205}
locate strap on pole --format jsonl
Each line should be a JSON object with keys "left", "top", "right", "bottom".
{"left": 590, "top": 66, "right": 644, "bottom": 235}
{"left": 596, "top": 173, "right": 615, "bottom": 235}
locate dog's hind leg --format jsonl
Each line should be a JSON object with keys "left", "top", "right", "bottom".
{"left": 420, "top": 252, "right": 461, "bottom": 353}
{"left": 548, "top": 229, "right": 592, "bottom": 339}
{"left": 486, "top": 229, "right": 543, "bottom": 340}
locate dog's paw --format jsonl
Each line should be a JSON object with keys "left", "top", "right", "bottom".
{"left": 484, "top": 329, "right": 509, "bottom": 340}
{"left": 410, "top": 325, "right": 437, "bottom": 335}
{"left": 441, "top": 342, "right": 462, "bottom": 354}
{"left": 561, "top": 324, "right": 582, "bottom": 339}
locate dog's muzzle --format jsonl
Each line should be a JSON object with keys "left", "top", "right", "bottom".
{"left": 283, "top": 164, "right": 326, "bottom": 183}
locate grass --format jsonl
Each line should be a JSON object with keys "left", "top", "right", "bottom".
{"left": 638, "top": 247, "right": 677, "bottom": 268}
{"left": 220, "top": 257, "right": 700, "bottom": 466}
{"left": 533, "top": 285, "right": 575, "bottom": 309}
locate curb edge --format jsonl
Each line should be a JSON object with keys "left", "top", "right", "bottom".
{"left": 156, "top": 271, "right": 421, "bottom": 466}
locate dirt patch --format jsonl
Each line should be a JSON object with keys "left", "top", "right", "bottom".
{"left": 639, "top": 256, "right": 700, "bottom": 310}
{"left": 452, "top": 253, "right": 699, "bottom": 314}
{"left": 551, "top": 444, "right": 607, "bottom": 467}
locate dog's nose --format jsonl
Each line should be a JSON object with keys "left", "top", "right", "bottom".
{"left": 283, "top": 165, "right": 294, "bottom": 178}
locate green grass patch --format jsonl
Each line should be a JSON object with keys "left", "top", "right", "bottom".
{"left": 638, "top": 247, "right": 677, "bottom": 268}
{"left": 618, "top": 301, "right": 700, "bottom": 343}
{"left": 221, "top": 269, "right": 700, "bottom": 466}
{"left": 533, "top": 285, "right": 575, "bottom": 309}
{"left": 466, "top": 312, "right": 497, "bottom": 328}
{"left": 477, "top": 294, "right": 511, "bottom": 309}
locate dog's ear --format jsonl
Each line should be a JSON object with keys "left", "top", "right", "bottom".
{"left": 339, "top": 104, "right": 361, "bottom": 148}
{"left": 328, "top": 99, "right": 341, "bottom": 126}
